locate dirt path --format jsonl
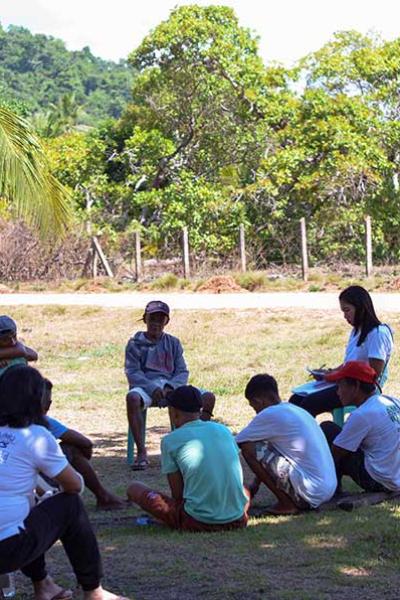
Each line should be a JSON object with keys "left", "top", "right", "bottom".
{"left": 0, "top": 290, "right": 400, "bottom": 311}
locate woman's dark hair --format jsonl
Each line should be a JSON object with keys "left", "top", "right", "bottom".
{"left": 0, "top": 365, "right": 46, "bottom": 428}
{"left": 339, "top": 285, "right": 381, "bottom": 345}
{"left": 245, "top": 374, "right": 279, "bottom": 400}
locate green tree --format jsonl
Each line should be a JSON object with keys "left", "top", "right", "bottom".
{"left": 127, "top": 5, "right": 288, "bottom": 187}
{"left": 0, "top": 23, "right": 133, "bottom": 125}
{"left": 297, "top": 31, "right": 400, "bottom": 261}
{"left": 31, "top": 92, "right": 83, "bottom": 138}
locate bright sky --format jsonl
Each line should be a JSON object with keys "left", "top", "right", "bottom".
{"left": 1, "top": 0, "right": 399, "bottom": 65}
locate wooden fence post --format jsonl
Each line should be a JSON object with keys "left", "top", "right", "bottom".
{"left": 92, "top": 236, "right": 114, "bottom": 278}
{"left": 92, "top": 251, "right": 98, "bottom": 278}
{"left": 300, "top": 217, "right": 309, "bottom": 282}
{"left": 182, "top": 227, "right": 190, "bottom": 279}
{"left": 134, "top": 231, "right": 142, "bottom": 282}
{"left": 239, "top": 224, "right": 247, "bottom": 272}
{"left": 365, "top": 215, "right": 373, "bottom": 277}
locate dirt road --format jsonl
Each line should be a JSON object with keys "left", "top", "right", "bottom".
{"left": 0, "top": 291, "right": 399, "bottom": 311}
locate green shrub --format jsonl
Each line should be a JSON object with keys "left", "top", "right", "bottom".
{"left": 151, "top": 273, "right": 179, "bottom": 290}
{"left": 234, "top": 271, "right": 267, "bottom": 291}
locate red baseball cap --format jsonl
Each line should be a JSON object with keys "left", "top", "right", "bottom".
{"left": 325, "top": 361, "right": 378, "bottom": 384}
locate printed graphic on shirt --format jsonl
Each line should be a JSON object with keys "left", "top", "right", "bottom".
{"left": 0, "top": 432, "right": 15, "bottom": 464}
{"left": 386, "top": 403, "right": 400, "bottom": 426}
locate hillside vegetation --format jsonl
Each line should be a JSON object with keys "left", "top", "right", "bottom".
{"left": 0, "top": 23, "right": 133, "bottom": 124}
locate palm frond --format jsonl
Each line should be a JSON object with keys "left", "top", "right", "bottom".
{"left": 0, "top": 105, "right": 71, "bottom": 237}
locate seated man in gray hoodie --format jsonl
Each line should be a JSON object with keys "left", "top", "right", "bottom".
{"left": 125, "top": 300, "right": 215, "bottom": 470}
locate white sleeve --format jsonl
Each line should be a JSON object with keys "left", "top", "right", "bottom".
{"left": 333, "top": 412, "right": 370, "bottom": 452}
{"left": 236, "top": 411, "right": 274, "bottom": 444}
{"left": 30, "top": 427, "right": 69, "bottom": 479}
{"left": 343, "top": 329, "right": 356, "bottom": 362}
{"left": 366, "top": 326, "right": 393, "bottom": 361}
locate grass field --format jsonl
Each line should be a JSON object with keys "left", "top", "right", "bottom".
{"left": 10, "top": 304, "right": 400, "bottom": 600}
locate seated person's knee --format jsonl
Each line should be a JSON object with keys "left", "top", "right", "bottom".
{"left": 127, "top": 481, "right": 147, "bottom": 502}
{"left": 126, "top": 391, "right": 143, "bottom": 410}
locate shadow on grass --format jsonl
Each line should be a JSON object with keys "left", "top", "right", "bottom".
{"left": 27, "top": 430, "right": 400, "bottom": 600}
{"left": 32, "top": 492, "right": 400, "bottom": 600}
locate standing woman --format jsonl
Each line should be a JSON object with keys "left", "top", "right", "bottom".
{"left": 290, "top": 285, "right": 394, "bottom": 416}
{"left": 0, "top": 365, "right": 126, "bottom": 600}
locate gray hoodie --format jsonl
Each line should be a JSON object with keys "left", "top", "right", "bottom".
{"left": 124, "top": 331, "right": 189, "bottom": 395}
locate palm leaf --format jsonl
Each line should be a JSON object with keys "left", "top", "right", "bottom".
{"left": 0, "top": 105, "right": 71, "bottom": 236}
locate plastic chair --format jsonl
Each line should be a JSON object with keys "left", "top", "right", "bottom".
{"left": 126, "top": 408, "right": 175, "bottom": 465}
{"left": 127, "top": 409, "right": 147, "bottom": 465}
{"left": 332, "top": 405, "right": 355, "bottom": 427}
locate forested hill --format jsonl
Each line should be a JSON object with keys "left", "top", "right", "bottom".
{"left": 0, "top": 23, "right": 133, "bottom": 124}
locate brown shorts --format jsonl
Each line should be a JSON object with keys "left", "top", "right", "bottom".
{"left": 132, "top": 486, "right": 249, "bottom": 532}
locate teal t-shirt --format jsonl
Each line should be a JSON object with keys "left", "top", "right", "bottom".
{"left": 0, "top": 357, "right": 27, "bottom": 378}
{"left": 161, "top": 420, "right": 247, "bottom": 524}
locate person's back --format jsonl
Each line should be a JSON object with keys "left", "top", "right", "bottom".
{"left": 260, "top": 403, "right": 336, "bottom": 504}
{"left": 162, "top": 419, "right": 247, "bottom": 524}
{"left": 334, "top": 393, "right": 400, "bottom": 491}
{"left": 0, "top": 423, "right": 62, "bottom": 541}
{"left": 237, "top": 400, "right": 337, "bottom": 507}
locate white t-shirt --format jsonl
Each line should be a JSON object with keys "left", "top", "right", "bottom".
{"left": 0, "top": 424, "right": 68, "bottom": 541}
{"left": 334, "top": 394, "right": 400, "bottom": 491}
{"left": 236, "top": 403, "right": 337, "bottom": 507}
{"left": 344, "top": 325, "right": 393, "bottom": 385}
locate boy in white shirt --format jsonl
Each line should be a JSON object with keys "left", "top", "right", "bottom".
{"left": 236, "top": 374, "right": 337, "bottom": 515}
{"left": 321, "top": 360, "right": 400, "bottom": 492}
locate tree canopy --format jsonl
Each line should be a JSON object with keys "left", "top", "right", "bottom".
{"left": 0, "top": 23, "right": 133, "bottom": 125}
{"left": 2, "top": 9, "right": 400, "bottom": 265}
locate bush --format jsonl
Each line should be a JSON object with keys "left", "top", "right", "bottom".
{"left": 234, "top": 271, "right": 267, "bottom": 291}
{"left": 150, "top": 273, "right": 179, "bottom": 290}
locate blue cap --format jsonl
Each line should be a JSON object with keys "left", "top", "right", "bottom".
{"left": 144, "top": 301, "right": 170, "bottom": 316}
{"left": 0, "top": 315, "right": 16, "bottom": 338}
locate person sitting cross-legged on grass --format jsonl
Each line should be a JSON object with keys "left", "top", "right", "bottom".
{"left": 125, "top": 300, "right": 215, "bottom": 470}
{"left": 42, "top": 378, "right": 126, "bottom": 511}
{"left": 0, "top": 315, "right": 38, "bottom": 374}
{"left": 321, "top": 361, "right": 400, "bottom": 494}
{"left": 127, "top": 385, "right": 249, "bottom": 531}
{"left": 236, "top": 374, "right": 337, "bottom": 515}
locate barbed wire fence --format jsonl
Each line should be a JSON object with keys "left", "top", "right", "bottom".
{"left": 0, "top": 215, "right": 388, "bottom": 284}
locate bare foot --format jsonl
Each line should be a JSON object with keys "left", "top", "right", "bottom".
{"left": 33, "top": 575, "right": 72, "bottom": 600}
{"left": 96, "top": 495, "right": 127, "bottom": 511}
{"left": 83, "top": 585, "right": 129, "bottom": 600}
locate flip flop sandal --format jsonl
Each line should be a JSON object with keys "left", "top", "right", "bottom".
{"left": 131, "top": 459, "right": 149, "bottom": 471}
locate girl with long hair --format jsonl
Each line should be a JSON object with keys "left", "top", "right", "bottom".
{"left": 289, "top": 285, "right": 393, "bottom": 416}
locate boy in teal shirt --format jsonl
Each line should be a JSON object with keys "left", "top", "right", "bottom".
{"left": 0, "top": 315, "right": 37, "bottom": 375}
{"left": 127, "top": 386, "right": 249, "bottom": 531}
